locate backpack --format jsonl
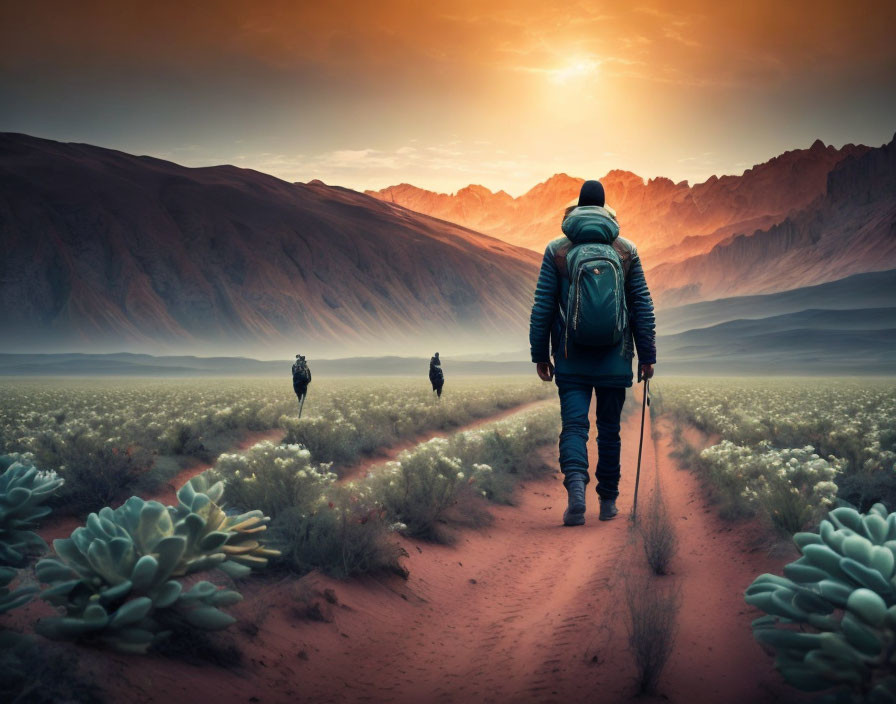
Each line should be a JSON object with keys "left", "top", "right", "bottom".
{"left": 292, "top": 359, "right": 310, "bottom": 384}
{"left": 559, "top": 241, "right": 627, "bottom": 356}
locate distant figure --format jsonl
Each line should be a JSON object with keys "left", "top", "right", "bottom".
{"left": 292, "top": 354, "right": 311, "bottom": 417}
{"left": 429, "top": 352, "right": 444, "bottom": 398}
{"left": 529, "top": 179, "right": 656, "bottom": 526}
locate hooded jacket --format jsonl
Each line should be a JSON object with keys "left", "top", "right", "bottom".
{"left": 528, "top": 205, "right": 656, "bottom": 387}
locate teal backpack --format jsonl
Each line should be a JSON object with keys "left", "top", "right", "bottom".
{"left": 559, "top": 241, "right": 627, "bottom": 356}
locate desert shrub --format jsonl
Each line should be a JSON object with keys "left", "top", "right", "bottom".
{"left": 271, "top": 487, "right": 407, "bottom": 579}
{"left": 836, "top": 471, "right": 896, "bottom": 514}
{"left": 448, "top": 407, "right": 558, "bottom": 504}
{"left": 373, "top": 439, "right": 468, "bottom": 543}
{"left": 280, "top": 414, "right": 366, "bottom": 467}
{"left": 0, "top": 632, "right": 102, "bottom": 704}
{"left": 279, "top": 378, "right": 554, "bottom": 470}
{"left": 26, "top": 428, "right": 154, "bottom": 515}
{"left": 369, "top": 406, "right": 559, "bottom": 540}
{"left": 745, "top": 503, "right": 896, "bottom": 702}
{"left": 639, "top": 490, "right": 678, "bottom": 576}
{"left": 35, "top": 476, "right": 278, "bottom": 653}
{"left": 624, "top": 569, "right": 681, "bottom": 695}
{"left": 700, "top": 442, "right": 843, "bottom": 535}
{"left": 210, "top": 441, "right": 336, "bottom": 519}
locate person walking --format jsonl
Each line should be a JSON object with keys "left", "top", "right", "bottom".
{"left": 429, "top": 352, "right": 445, "bottom": 398}
{"left": 529, "top": 179, "right": 656, "bottom": 526}
{"left": 292, "top": 354, "right": 311, "bottom": 417}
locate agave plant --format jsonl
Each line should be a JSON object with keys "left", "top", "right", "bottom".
{"left": 35, "top": 476, "right": 278, "bottom": 653}
{"left": 0, "top": 454, "right": 64, "bottom": 613}
{"left": 745, "top": 503, "right": 896, "bottom": 703}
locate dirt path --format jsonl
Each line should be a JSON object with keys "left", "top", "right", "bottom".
{"left": 92, "top": 387, "right": 799, "bottom": 704}
{"left": 337, "top": 398, "right": 554, "bottom": 483}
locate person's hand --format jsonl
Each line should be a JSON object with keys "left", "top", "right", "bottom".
{"left": 536, "top": 362, "right": 554, "bottom": 382}
{"left": 640, "top": 363, "right": 654, "bottom": 380}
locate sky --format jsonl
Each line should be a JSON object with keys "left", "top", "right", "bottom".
{"left": 1, "top": 0, "right": 895, "bottom": 196}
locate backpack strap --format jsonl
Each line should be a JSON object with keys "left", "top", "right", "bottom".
{"left": 554, "top": 237, "right": 635, "bottom": 279}
{"left": 553, "top": 241, "right": 572, "bottom": 279}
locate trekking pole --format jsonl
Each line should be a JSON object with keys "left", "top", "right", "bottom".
{"left": 298, "top": 394, "right": 306, "bottom": 419}
{"left": 631, "top": 371, "right": 650, "bottom": 526}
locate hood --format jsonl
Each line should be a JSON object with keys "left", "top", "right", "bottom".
{"left": 561, "top": 205, "right": 619, "bottom": 244}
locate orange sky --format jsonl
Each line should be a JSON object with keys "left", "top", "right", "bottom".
{"left": 2, "top": 0, "right": 894, "bottom": 194}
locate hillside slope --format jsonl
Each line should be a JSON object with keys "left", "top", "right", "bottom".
{"left": 0, "top": 134, "right": 540, "bottom": 357}
{"left": 657, "top": 269, "right": 896, "bottom": 334}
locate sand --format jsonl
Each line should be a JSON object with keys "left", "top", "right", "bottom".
{"left": 31, "top": 389, "right": 802, "bottom": 703}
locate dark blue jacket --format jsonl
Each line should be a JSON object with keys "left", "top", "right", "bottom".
{"left": 528, "top": 205, "right": 656, "bottom": 387}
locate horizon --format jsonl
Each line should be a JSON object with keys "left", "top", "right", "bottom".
{"left": 2, "top": 1, "right": 894, "bottom": 196}
{"left": 4, "top": 129, "right": 887, "bottom": 199}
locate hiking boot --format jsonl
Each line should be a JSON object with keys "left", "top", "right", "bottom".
{"left": 599, "top": 498, "right": 618, "bottom": 521}
{"left": 563, "top": 479, "right": 586, "bottom": 526}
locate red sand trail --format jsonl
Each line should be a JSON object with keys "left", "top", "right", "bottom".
{"left": 33, "top": 390, "right": 800, "bottom": 703}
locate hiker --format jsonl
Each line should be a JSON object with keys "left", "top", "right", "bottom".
{"left": 429, "top": 352, "right": 444, "bottom": 398}
{"left": 529, "top": 179, "right": 656, "bottom": 526}
{"left": 292, "top": 354, "right": 311, "bottom": 417}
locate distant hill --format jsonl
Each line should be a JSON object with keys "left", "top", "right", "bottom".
{"left": 0, "top": 133, "right": 540, "bottom": 358}
{"left": 656, "top": 308, "right": 896, "bottom": 375}
{"left": 0, "top": 352, "right": 532, "bottom": 376}
{"left": 657, "top": 269, "right": 896, "bottom": 335}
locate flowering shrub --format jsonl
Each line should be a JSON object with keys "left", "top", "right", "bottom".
{"left": 700, "top": 441, "right": 845, "bottom": 534}
{"left": 657, "top": 378, "right": 896, "bottom": 528}
{"left": 0, "top": 379, "right": 298, "bottom": 513}
{"left": 279, "top": 377, "right": 554, "bottom": 470}
{"left": 371, "top": 406, "right": 559, "bottom": 541}
{"left": 210, "top": 441, "right": 336, "bottom": 518}
{"left": 272, "top": 487, "right": 408, "bottom": 579}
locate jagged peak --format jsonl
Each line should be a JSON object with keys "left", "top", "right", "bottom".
{"left": 456, "top": 183, "right": 495, "bottom": 197}
{"left": 810, "top": 138, "right": 827, "bottom": 151}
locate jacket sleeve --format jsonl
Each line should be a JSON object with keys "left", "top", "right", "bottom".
{"left": 529, "top": 246, "right": 559, "bottom": 364}
{"left": 625, "top": 252, "right": 657, "bottom": 365}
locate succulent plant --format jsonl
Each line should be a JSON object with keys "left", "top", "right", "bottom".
{"left": 0, "top": 454, "right": 64, "bottom": 567}
{"left": 745, "top": 503, "right": 896, "bottom": 703}
{"left": 0, "top": 454, "right": 63, "bottom": 614}
{"left": 35, "top": 476, "right": 278, "bottom": 653}
{"left": 173, "top": 474, "right": 280, "bottom": 579}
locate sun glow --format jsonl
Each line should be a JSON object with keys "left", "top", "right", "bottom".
{"left": 549, "top": 58, "right": 600, "bottom": 84}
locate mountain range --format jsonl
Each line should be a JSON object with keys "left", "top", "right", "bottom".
{"left": 368, "top": 136, "right": 896, "bottom": 307}
{"left": 0, "top": 133, "right": 540, "bottom": 358}
{"left": 366, "top": 140, "right": 869, "bottom": 262}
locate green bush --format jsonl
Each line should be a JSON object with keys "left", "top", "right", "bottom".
{"left": 27, "top": 429, "right": 154, "bottom": 515}
{"left": 271, "top": 487, "right": 407, "bottom": 579}
{"left": 210, "top": 441, "right": 336, "bottom": 519}
{"left": 370, "top": 406, "right": 559, "bottom": 541}
{"left": 35, "top": 476, "right": 278, "bottom": 653}
{"left": 373, "top": 439, "right": 467, "bottom": 543}
{"left": 745, "top": 503, "right": 896, "bottom": 702}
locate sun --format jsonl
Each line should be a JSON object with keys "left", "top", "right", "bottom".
{"left": 549, "top": 58, "right": 600, "bottom": 84}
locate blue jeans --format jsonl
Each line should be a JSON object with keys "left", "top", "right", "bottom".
{"left": 556, "top": 379, "right": 626, "bottom": 500}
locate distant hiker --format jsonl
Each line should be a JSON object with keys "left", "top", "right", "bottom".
{"left": 292, "top": 354, "right": 311, "bottom": 417}
{"left": 529, "top": 179, "right": 656, "bottom": 526}
{"left": 429, "top": 352, "right": 445, "bottom": 398}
